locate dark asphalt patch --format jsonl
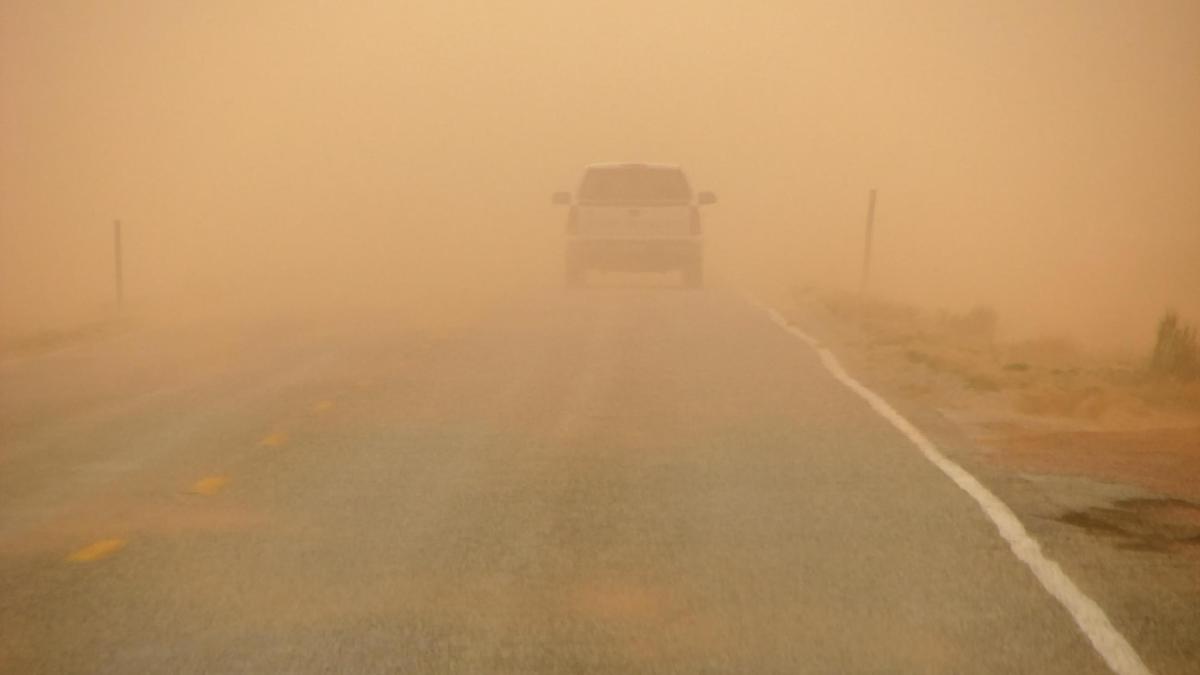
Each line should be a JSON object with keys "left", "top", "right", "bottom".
{"left": 1054, "top": 497, "right": 1200, "bottom": 553}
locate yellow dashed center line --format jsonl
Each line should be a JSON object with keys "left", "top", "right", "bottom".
{"left": 64, "top": 394, "right": 340, "bottom": 566}
{"left": 259, "top": 431, "right": 288, "bottom": 447}
{"left": 190, "top": 475, "right": 230, "bottom": 496}
{"left": 67, "top": 538, "right": 126, "bottom": 562}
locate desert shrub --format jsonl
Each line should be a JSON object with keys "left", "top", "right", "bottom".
{"left": 1149, "top": 311, "right": 1198, "bottom": 380}
{"left": 905, "top": 349, "right": 930, "bottom": 365}
{"left": 1139, "top": 377, "right": 1200, "bottom": 412}
{"left": 1006, "top": 337, "right": 1082, "bottom": 368}
{"left": 938, "top": 305, "right": 998, "bottom": 344}
{"left": 963, "top": 372, "right": 1002, "bottom": 392}
{"left": 1016, "top": 384, "right": 1112, "bottom": 419}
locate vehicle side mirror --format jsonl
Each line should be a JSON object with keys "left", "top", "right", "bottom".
{"left": 552, "top": 191, "right": 571, "bottom": 205}
{"left": 697, "top": 191, "right": 717, "bottom": 206}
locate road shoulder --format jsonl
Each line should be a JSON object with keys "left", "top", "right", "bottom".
{"left": 776, "top": 289, "right": 1200, "bottom": 675}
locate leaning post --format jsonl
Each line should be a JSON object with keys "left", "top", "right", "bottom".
{"left": 859, "top": 189, "right": 877, "bottom": 295}
{"left": 113, "top": 219, "right": 124, "bottom": 307}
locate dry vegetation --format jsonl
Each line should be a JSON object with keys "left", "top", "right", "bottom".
{"left": 793, "top": 286, "right": 1200, "bottom": 428}
{"left": 789, "top": 286, "right": 1200, "bottom": 502}
{"left": 0, "top": 316, "right": 130, "bottom": 361}
{"left": 1150, "top": 312, "right": 1198, "bottom": 381}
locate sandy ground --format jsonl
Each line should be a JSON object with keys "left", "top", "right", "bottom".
{"left": 985, "top": 427, "right": 1200, "bottom": 503}
{"left": 784, "top": 287, "right": 1200, "bottom": 559}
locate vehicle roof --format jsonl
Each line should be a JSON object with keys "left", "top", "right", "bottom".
{"left": 583, "top": 162, "right": 683, "bottom": 171}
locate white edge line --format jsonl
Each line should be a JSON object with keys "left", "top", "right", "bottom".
{"left": 746, "top": 294, "right": 1152, "bottom": 675}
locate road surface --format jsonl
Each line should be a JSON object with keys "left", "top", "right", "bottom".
{"left": 0, "top": 287, "right": 1165, "bottom": 673}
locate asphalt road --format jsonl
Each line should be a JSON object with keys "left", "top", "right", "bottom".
{"left": 0, "top": 286, "right": 1156, "bottom": 673}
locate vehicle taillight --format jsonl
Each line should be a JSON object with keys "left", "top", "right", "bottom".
{"left": 567, "top": 206, "right": 578, "bottom": 234}
{"left": 689, "top": 206, "right": 701, "bottom": 235}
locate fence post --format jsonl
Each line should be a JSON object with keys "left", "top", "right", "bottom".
{"left": 859, "top": 189, "right": 877, "bottom": 295}
{"left": 113, "top": 219, "right": 124, "bottom": 306}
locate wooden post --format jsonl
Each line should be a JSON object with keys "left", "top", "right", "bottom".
{"left": 113, "top": 220, "right": 124, "bottom": 306}
{"left": 859, "top": 189, "right": 877, "bottom": 295}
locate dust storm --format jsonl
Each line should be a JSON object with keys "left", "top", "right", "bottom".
{"left": 6, "top": 4, "right": 1200, "bottom": 673}
{"left": 2, "top": 1, "right": 1197, "bottom": 350}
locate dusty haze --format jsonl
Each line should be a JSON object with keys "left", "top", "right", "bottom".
{"left": 2, "top": 1, "right": 1197, "bottom": 349}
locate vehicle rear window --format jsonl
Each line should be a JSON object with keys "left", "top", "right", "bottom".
{"left": 578, "top": 167, "right": 692, "bottom": 203}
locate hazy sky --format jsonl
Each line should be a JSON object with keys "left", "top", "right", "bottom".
{"left": 2, "top": 1, "right": 1197, "bottom": 348}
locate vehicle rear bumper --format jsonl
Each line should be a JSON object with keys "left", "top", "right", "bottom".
{"left": 568, "top": 237, "right": 701, "bottom": 272}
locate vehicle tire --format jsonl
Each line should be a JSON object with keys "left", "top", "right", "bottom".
{"left": 683, "top": 258, "right": 703, "bottom": 289}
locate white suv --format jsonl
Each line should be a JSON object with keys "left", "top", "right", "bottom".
{"left": 552, "top": 163, "right": 717, "bottom": 288}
